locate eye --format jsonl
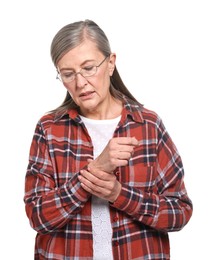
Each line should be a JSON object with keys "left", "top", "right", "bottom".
{"left": 62, "top": 72, "right": 75, "bottom": 78}
{"left": 83, "top": 65, "right": 94, "bottom": 71}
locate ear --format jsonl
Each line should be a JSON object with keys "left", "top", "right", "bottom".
{"left": 108, "top": 53, "right": 116, "bottom": 76}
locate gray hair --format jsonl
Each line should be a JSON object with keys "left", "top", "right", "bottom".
{"left": 51, "top": 19, "right": 111, "bottom": 67}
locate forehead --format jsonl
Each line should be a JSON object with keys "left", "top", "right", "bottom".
{"left": 57, "top": 40, "right": 103, "bottom": 68}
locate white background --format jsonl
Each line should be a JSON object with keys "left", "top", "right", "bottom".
{"left": 0, "top": 0, "right": 212, "bottom": 259}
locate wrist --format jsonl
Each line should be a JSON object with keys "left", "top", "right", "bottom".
{"left": 109, "top": 181, "right": 122, "bottom": 203}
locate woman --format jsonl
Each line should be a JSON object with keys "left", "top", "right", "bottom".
{"left": 24, "top": 19, "right": 193, "bottom": 260}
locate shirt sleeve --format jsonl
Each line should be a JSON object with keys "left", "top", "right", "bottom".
{"left": 112, "top": 118, "right": 193, "bottom": 232}
{"left": 24, "top": 121, "right": 90, "bottom": 234}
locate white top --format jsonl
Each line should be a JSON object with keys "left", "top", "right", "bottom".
{"left": 80, "top": 115, "right": 121, "bottom": 260}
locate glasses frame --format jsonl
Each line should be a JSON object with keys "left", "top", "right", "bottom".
{"left": 56, "top": 55, "right": 109, "bottom": 83}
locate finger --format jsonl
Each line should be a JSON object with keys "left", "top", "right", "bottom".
{"left": 80, "top": 182, "right": 108, "bottom": 198}
{"left": 113, "top": 144, "right": 135, "bottom": 153}
{"left": 80, "top": 169, "right": 108, "bottom": 186}
{"left": 109, "top": 150, "right": 132, "bottom": 160}
{"left": 115, "top": 137, "right": 139, "bottom": 146}
{"left": 79, "top": 175, "right": 117, "bottom": 199}
{"left": 108, "top": 158, "right": 129, "bottom": 167}
{"left": 79, "top": 174, "right": 108, "bottom": 194}
{"left": 117, "top": 151, "right": 133, "bottom": 160}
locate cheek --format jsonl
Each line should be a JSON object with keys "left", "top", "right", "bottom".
{"left": 98, "top": 69, "right": 111, "bottom": 87}
{"left": 63, "top": 83, "right": 74, "bottom": 95}
{"left": 90, "top": 77, "right": 110, "bottom": 94}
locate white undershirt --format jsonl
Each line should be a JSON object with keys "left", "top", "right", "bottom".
{"left": 80, "top": 115, "right": 121, "bottom": 260}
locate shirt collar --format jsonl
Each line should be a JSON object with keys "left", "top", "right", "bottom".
{"left": 53, "top": 95, "right": 144, "bottom": 124}
{"left": 53, "top": 107, "right": 79, "bottom": 123}
{"left": 121, "top": 96, "right": 144, "bottom": 124}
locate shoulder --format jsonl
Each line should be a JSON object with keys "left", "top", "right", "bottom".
{"left": 141, "top": 106, "right": 161, "bottom": 126}
{"left": 38, "top": 113, "right": 56, "bottom": 126}
{"left": 36, "top": 112, "right": 69, "bottom": 131}
{"left": 140, "top": 106, "right": 169, "bottom": 138}
{"left": 126, "top": 98, "right": 162, "bottom": 127}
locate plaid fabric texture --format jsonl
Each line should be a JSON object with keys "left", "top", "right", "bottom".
{"left": 24, "top": 97, "right": 192, "bottom": 260}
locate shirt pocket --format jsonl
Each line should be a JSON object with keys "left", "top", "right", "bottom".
{"left": 122, "top": 164, "right": 157, "bottom": 192}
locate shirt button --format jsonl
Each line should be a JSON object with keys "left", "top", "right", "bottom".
{"left": 115, "top": 171, "right": 120, "bottom": 177}
{"left": 114, "top": 241, "right": 119, "bottom": 246}
{"left": 113, "top": 216, "right": 118, "bottom": 222}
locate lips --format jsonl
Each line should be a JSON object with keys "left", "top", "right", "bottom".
{"left": 79, "top": 91, "right": 95, "bottom": 98}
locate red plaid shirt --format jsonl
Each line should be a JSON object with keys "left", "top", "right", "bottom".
{"left": 24, "top": 97, "right": 192, "bottom": 260}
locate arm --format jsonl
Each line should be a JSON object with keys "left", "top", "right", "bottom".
{"left": 24, "top": 121, "right": 90, "bottom": 234}
{"left": 112, "top": 119, "right": 193, "bottom": 232}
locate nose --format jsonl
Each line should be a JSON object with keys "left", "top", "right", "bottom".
{"left": 76, "top": 73, "right": 88, "bottom": 88}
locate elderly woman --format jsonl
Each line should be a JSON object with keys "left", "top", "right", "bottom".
{"left": 24, "top": 19, "right": 192, "bottom": 260}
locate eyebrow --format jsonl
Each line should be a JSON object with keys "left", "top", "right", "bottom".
{"left": 59, "top": 59, "right": 96, "bottom": 72}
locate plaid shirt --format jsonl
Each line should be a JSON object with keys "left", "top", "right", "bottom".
{"left": 24, "top": 97, "right": 192, "bottom": 260}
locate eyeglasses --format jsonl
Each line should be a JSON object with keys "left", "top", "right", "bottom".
{"left": 57, "top": 55, "right": 109, "bottom": 83}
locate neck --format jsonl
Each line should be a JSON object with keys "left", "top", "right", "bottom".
{"left": 80, "top": 96, "right": 122, "bottom": 120}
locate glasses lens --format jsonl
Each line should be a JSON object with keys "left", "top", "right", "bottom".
{"left": 81, "top": 66, "right": 97, "bottom": 77}
{"left": 61, "top": 72, "right": 75, "bottom": 83}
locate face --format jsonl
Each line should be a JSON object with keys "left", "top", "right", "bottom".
{"left": 57, "top": 40, "right": 116, "bottom": 118}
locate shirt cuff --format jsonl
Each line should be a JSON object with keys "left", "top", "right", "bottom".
{"left": 111, "top": 183, "right": 143, "bottom": 215}
{"left": 60, "top": 172, "right": 90, "bottom": 206}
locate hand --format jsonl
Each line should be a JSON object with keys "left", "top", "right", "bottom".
{"left": 89, "top": 137, "right": 139, "bottom": 173}
{"left": 78, "top": 166, "right": 122, "bottom": 203}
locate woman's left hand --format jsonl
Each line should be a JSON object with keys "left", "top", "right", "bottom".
{"left": 78, "top": 166, "right": 121, "bottom": 203}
